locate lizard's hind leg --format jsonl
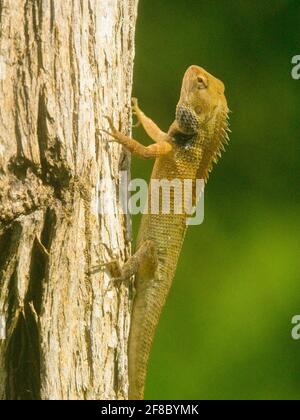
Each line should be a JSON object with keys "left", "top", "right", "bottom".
{"left": 90, "top": 240, "right": 157, "bottom": 283}
{"left": 113, "top": 240, "right": 157, "bottom": 283}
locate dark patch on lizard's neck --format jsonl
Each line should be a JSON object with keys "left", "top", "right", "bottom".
{"left": 169, "top": 127, "right": 195, "bottom": 148}
{"left": 176, "top": 103, "right": 200, "bottom": 134}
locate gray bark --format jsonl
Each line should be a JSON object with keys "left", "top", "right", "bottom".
{"left": 0, "top": 0, "right": 138, "bottom": 400}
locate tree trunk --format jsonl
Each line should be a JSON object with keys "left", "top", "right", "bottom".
{"left": 0, "top": 0, "right": 138, "bottom": 400}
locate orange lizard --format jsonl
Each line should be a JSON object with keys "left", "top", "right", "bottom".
{"left": 103, "top": 65, "right": 230, "bottom": 400}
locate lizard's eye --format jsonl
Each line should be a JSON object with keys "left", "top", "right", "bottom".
{"left": 197, "top": 76, "right": 207, "bottom": 89}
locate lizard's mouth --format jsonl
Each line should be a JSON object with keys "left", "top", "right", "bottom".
{"left": 176, "top": 104, "right": 200, "bottom": 134}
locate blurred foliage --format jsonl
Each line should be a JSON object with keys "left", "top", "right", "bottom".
{"left": 131, "top": 0, "right": 300, "bottom": 400}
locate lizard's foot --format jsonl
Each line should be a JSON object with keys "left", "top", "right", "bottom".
{"left": 97, "top": 117, "right": 120, "bottom": 143}
{"left": 104, "top": 116, "right": 120, "bottom": 138}
{"left": 131, "top": 97, "right": 141, "bottom": 128}
{"left": 88, "top": 259, "right": 120, "bottom": 276}
{"left": 132, "top": 97, "right": 139, "bottom": 109}
{"left": 89, "top": 240, "right": 157, "bottom": 283}
{"left": 100, "top": 116, "right": 172, "bottom": 159}
{"left": 100, "top": 116, "right": 130, "bottom": 146}
{"left": 88, "top": 259, "right": 130, "bottom": 286}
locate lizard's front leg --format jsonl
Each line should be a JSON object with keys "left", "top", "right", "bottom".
{"left": 132, "top": 98, "right": 170, "bottom": 143}
{"left": 102, "top": 117, "right": 172, "bottom": 159}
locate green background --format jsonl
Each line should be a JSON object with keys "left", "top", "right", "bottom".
{"left": 131, "top": 0, "right": 300, "bottom": 400}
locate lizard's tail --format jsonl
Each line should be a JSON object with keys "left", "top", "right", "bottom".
{"left": 128, "top": 277, "right": 168, "bottom": 400}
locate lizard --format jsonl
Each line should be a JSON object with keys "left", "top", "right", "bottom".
{"left": 102, "top": 65, "right": 230, "bottom": 400}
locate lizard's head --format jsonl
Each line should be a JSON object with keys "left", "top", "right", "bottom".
{"left": 176, "top": 65, "right": 228, "bottom": 134}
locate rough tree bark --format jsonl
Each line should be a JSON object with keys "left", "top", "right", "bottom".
{"left": 0, "top": 0, "right": 138, "bottom": 400}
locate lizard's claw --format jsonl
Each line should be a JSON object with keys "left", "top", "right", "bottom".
{"left": 88, "top": 259, "right": 122, "bottom": 277}
{"left": 132, "top": 97, "right": 141, "bottom": 128}
{"left": 98, "top": 128, "right": 116, "bottom": 142}
{"left": 97, "top": 116, "right": 119, "bottom": 143}
{"left": 104, "top": 116, "right": 117, "bottom": 133}
{"left": 132, "top": 119, "right": 141, "bottom": 129}
{"left": 132, "top": 97, "right": 139, "bottom": 109}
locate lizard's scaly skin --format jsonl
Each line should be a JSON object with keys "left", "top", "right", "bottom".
{"left": 103, "top": 65, "right": 230, "bottom": 400}
{"left": 128, "top": 66, "right": 230, "bottom": 400}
